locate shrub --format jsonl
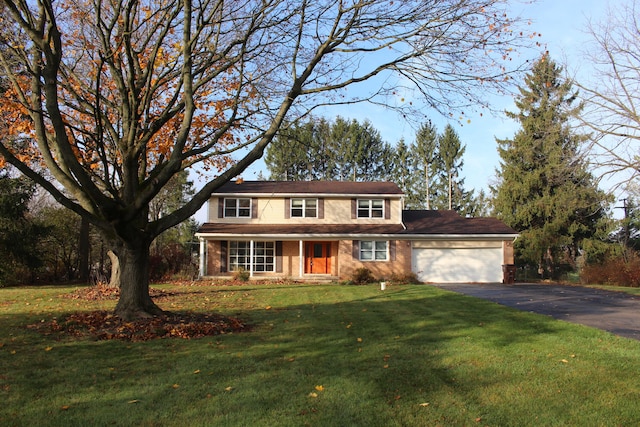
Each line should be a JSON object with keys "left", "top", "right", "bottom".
{"left": 580, "top": 252, "right": 640, "bottom": 287}
{"left": 232, "top": 267, "right": 250, "bottom": 282}
{"left": 351, "top": 267, "right": 376, "bottom": 285}
{"left": 388, "top": 272, "right": 420, "bottom": 285}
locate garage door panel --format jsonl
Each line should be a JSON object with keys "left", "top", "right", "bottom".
{"left": 412, "top": 248, "right": 503, "bottom": 283}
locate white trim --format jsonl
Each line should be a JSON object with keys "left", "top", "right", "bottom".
{"left": 223, "top": 197, "right": 252, "bottom": 218}
{"left": 290, "top": 198, "right": 318, "bottom": 218}
{"left": 199, "top": 238, "right": 206, "bottom": 276}
{"left": 299, "top": 240, "right": 304, "bottom": 277}
{"left": 214, "top": 192, "right": 403, "bottom": 198}
{"left": 356, "top": 198, "right": 384, "bottom": 219}
{"left": 358, "top": 240, "right": 389, "bottom": 261}
{"left": 195, "top": 232, "right": 518, "bottom": 240}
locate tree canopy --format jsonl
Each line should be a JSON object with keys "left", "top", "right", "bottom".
{"left": 0, "top": 0, "right": 534, "bottom": 318}
{"left": 492, "top": 56, "right": 609, "bottom": 277}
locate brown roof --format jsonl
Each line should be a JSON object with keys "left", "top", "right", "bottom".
{"left": 212, "top": 180, "right": 404, "bottom": 196}
{"left": 401, "top": 210, "right": 517, "bottom": 235}
{"left": 197, "top": 223, "right": 405, "bottom": 236}
{"left": 197, "top": 210, "right": 517, "bottom": 238}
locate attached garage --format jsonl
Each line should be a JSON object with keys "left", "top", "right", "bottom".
{"left": 411, "top": 241, "right": 505, "bottom": 283}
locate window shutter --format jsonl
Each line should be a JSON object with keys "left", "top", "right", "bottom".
{"left": 284, "top": 198, "right": 290, "bottom": 219}
{"left": 220, "top": 241, "right": 228, "bottom": 273}
{"left": 276, "top": 241, "right": 283, "bottom": 273}
{"left": 352, "top": 240, "right": 360, "bottom": 259}
{"left": 385, "top": 198, "right": 391, "bottom": 219}
{"left": 351, "top": 199, "right": 357, "bottom": 219}
{"left": 389, "top": 240, "right": 396, "bottom": 261}
{"left": 251, "top": 198, "right": 258, "bottom": 218}
{"left": 218, "top": 197, "right": 224, "bottom": 218}
{"left": 318, "top": 198, "right": 324, "bottom": 219}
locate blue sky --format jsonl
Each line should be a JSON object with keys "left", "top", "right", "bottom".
{"left": 194, "top": 0, "right": 612, "bottom": 221}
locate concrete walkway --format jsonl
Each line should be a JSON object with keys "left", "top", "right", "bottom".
{"left": 434, "top": 283, "right": 640, "bottom": 341}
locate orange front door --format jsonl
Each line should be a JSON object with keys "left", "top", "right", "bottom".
{"left": 304, "top": 242, "right": 331, "bottom": 274}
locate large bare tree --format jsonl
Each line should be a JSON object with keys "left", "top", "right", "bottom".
{"left": 0, "top": 0, "right": 534, "bottom": 319}
{"left": 577, "top": 0, "right": 640, "bottom": 187}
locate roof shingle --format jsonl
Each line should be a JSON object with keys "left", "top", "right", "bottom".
{"left": 212, "top": 180, "right": 404, "bottom": 196}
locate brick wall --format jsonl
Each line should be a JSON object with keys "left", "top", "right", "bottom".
{"left": 338, "top": 239, "right": 411, "bottom": 280}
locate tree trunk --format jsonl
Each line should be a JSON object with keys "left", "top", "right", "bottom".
{"left": 113, "top": 240, "right": 164, "bottom": 320}
{"left": 106, "top": 250, "right": 120, "bottom": 288}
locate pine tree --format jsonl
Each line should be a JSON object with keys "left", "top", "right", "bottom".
{"left": 436, "top": 124, "right": 473, "bottom": 212}
{"left": 387, "top": 139, "right": 421, "bottom": 208}
{"left": 492, "top": 56, "right": 609, "bottom": 277}
{"left": 412, "top": 121, "right": 439, "bottom": 209}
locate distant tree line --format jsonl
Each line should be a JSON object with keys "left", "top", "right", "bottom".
{"left": 265, "top": 116, "right": 486, "bottom": 216}
{"left": 0, "top": 169, "right": 198, "bottom": 287}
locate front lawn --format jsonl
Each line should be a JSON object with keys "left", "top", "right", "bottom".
{"left": 1, "top": 283, "right": 639, "bottom": 426}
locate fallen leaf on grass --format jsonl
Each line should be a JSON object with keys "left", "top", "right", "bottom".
{"left": 61, "top": 405, "right": 70, "bottom": 411}
{"left": 172, "top": 384, "right": 180, "bottom": 389}
{"left": 225, "top": 386, "right": 233, "bottom": 392}
{"left": 315, "top": 385, "right": 324, "bottom": 391}
{"left": 419, "top": 403, "right": 430, "bottom": 407}
{"left": 357, "top": 337, "right": 363, "bottom": 343}
{"left": 45, "top": 346, "right": 53, "bottom": 351}
{"left": 193, "top": 370, "right": 201, "bottom": 374}
{"left": 560, "top": 359, "right": 569, "bottom": 364}
{"left": 128, "top": 400, "right": 140, "bottom": 404}
{"left": 308, "top": 392, "right": 318, "bottom": 398}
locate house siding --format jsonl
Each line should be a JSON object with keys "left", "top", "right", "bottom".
{"left": 208, "top": 196, "right": 402, "bottom": 225}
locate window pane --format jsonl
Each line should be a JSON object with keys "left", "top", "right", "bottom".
{"left": 375, "top": 251, "right": 387, "bottom": 260}
{"left": 375, "top": 241, "right": 387, "bottom": 250}
{"left": 372, "top": 200, "right": 383, "bottom": 208}
{"left": 360, "top": 241, "right": 373, "bottom": 250}
{"left": 239, "top": 199, "right": 251, "bottom": 208}
{"left": 360, "top": 251, "right": 373, "bottom": 260}
{"left": 358, "top": 200, "right": 370, "bottom": 208}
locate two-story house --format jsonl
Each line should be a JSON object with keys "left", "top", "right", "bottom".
{"left": 195, "top": 180, "right": 518, "bottom": 283}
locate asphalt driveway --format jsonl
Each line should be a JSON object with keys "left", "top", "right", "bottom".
{"left": 434, "top": 283, "right": 640, "bottom": 340}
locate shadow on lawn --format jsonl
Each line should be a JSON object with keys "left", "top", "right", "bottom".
{"left": 2, "top": 286, "right": 582, "bottom": 426}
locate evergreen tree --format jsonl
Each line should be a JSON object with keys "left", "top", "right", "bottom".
{"left": 435, "top": 124, "right": 474, "bottom": 213}
{"left": 412, "top": 121, "right": 439, "bottom": 209}
{"left": 492, "top": 56, "right": 609, "bottom": 278}
{"left": 387, "top": 139, "right": 421, "bottom": 208}
{"left": 0, "top": 171, "right": 47, "bottom": 284}
{"left": 265, "top": 122, "right": 314, "bottom": 180}
{"left": 266, "top": 116, "right": 389, "bottom": 182}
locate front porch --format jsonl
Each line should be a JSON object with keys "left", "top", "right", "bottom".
{"left": 199, "top": 239, "right": 340, "bottom": 280}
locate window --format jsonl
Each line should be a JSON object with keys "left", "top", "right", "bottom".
{"left": 359, "top": 240, "right": 388, "bottom": 261}
{"left": 224, "top": 198, "right": 251, "bottom": 217}
{"left": 291, "top": 198, "right": 317, "bottom": 218}
{"left": 228, "top": 241, "right": 275, "bottom": 272}
{"left": 357, "top": 199, "right": 384, "bottom": 218}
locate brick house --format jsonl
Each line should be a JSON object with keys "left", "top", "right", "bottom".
{"left": 195, "top": 180, "right": 518, "bottom": 283}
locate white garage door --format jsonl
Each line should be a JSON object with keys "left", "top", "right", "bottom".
{"left": 412, "top": 247, "right": 504, "bottom": 283}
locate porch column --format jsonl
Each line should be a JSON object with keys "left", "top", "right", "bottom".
{"left": 198, "top": 237, "right": 206, "bottom": 277}
{"left": 299, "top": 240, "right": 304, "bottom": 278}
{"left": 250, "top": 240, "right": 255, "bottom": 277}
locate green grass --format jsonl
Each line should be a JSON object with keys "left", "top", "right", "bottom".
{"left": 2, "top": 283, "right": 640, "bottom": 426}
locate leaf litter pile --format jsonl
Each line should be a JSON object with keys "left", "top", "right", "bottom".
{"left": 29, "top": 284, "right": 249, "bottom": 341}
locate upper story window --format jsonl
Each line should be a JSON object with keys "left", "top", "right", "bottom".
{"left": 291, "top": 198, "right": 317, "bottom": 218}
{"left": 224, "top": 198, "right": 251, "bottom": 217}
{"left": 357, "top": 199, "right": 384, "bottom": 218}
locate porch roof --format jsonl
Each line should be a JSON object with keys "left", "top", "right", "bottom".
{"left": 196, "top": 210, "right": 518, "bottom": 239}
